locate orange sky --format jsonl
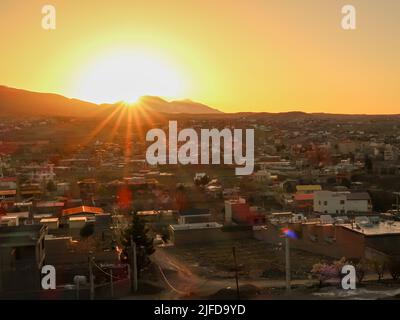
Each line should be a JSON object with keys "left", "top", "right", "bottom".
{"left": 1, "top": 0, "right": 399, "bottom": 114}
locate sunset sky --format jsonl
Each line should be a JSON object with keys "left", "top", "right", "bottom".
{"left": 1, "top": 0, "right": 399, "bottom": 114}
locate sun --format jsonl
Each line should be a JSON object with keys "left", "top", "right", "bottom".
{"left": 72, "top": 49, "right": 186, "bottom": 104}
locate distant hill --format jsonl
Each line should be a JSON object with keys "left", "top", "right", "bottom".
{"left": 0, "top": 86, "right": 222, "bottom": 117}
{"left": 135, "top": 96, "right": 222, "bottom": 114}
{"left": 0, "top": 86, "right": 102, "bottom": 117}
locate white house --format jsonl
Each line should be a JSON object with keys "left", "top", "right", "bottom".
{"left": 314, "top": 191, "right": 372, "bottom": 214}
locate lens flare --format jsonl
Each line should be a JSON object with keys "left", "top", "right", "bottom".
{"left": 281, "top": 228, "right": 298, "bottom": 239}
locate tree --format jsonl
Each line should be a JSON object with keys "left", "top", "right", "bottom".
{"left": 80, "top": 223, "right": 94, "bottom": 238}
{"left": 194, "top": 174, "right": 210, "bottom": 186}
{"left": 364, "top": 156, "right": 373, "bottom": 174}
{"left": 368, "top": 259, "right": 386, "bottom": 281}
{"left": 120, "top": 213, "right": 155, "bottom": 276}
{"left": 175, "top": 185, "right": 189, "bottom": 211}
{"left": 369, "top": 190, "right": 394, "bottom": 213}
{"left": 311, "top": 257, "right": 347, "bottom": 287}
{"left": 97, "top": 185, "right": 112, "bottom": 198}
{"left": 311, "top": 262, "right": 340, "bottom": 287}
{"left": 341, "top": 178, "right": 352, "bottom": 189}
{"left": 117, "top": 185, "right": 133, "bottom": 210}
{"left": 388, "top": 258, "right": 400, "bottom": 280}
{"left": 46, "top": 180, "right": 57, "bottom": 193}
{"left": 284, "top": 182, "right": 297, "bottom": 194}
{"left": 354, "top": 258, "right": 369, "bottom": 283}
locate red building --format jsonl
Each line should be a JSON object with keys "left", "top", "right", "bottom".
{"left": 293, "top": 193, "right": 314, "bottom": 212}
{"left": 225, "top": 198, "right": 266, "bottom": 225}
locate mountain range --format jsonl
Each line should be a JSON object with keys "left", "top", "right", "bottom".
{"left": 0, "top": 85, "right": 222, "bottom": 117}
{"left": 1, "top": 85, "right": 399, "bottom": 119}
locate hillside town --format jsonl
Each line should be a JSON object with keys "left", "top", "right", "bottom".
{"left": 1, "top": 113, "right": 400, "bottom": 299}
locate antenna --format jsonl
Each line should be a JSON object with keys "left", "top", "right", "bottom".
{"left": 394, "top": 192, "right": 400, "bottom": 214}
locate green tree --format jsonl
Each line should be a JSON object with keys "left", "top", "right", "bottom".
{"left": 46, "top": 180, "right": 57, "bottom": 193}
{"left": 97, "top": 185, "right": 111, "bottom": 198}
{"left": 364, "top": 156, "right": 373, "bottom": 174}
{"left": 194, "top": 174, "right": 210, "bottom": 186}
{"left": 121, "top": 213, "right": 155, "bottom": 276}
{"left": 80, "top": 223, "right": 94, "bottom": 238}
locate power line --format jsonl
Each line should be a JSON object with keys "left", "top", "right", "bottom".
{"left": 92, "top": 260, "right": 125, "bottom": 280}
{"left": 157, "top": 264, "right": 189, "bottom": 296}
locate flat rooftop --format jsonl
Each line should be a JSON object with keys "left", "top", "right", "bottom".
{"left": 170, "top": 222, "right": 222, "bottom": 231}
{"left": 0, "top": 224, "right": 44, "bottom": 234}
{"left": 40, "top": 218, "right": 59, "bottom": 223}
{"left": 180, "top": 208, "right": 210, "bottom": 216}
{"left": 69, "top": 217, "right": 87, "bottom": 222}
{"left": 342, "top": 222, "right": 400, "bottom": 236}
{"left": 0, "top": 225, "right": 45, "bottom": 247}
{"left": 137, "top": 210, "right": 177, "bottom": 216}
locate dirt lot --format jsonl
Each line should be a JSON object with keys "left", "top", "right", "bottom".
{"left": 164, "top": 238, "right": 334, "bottom": 281}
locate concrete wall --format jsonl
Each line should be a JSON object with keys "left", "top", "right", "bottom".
{"left": 254, "top": 223, "right": 365, "bottom": 259}
{"left": 171, "top": 227, "right": 253, "bottom": 246}
{"left": 366, "top": 235, "right": 400, "bottom": 255}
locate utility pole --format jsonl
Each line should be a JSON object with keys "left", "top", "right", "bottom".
{"left": 110, "top": 268, "right": 114, "bottom": 299}
{"left": 127, "top": 263, "right": 131, "bottom": 289}
{"left": 232, "top": 247, "right": 240, "bottom": 300}
{"left": 285, "top": 237, "right": 291, "bottom": 292}
{"left": 394, "top": 192, "right": 400, "bottom": 214}
{"left": 76, "top": 280, "right": 79, "bottom": 300}
{"left": 88, "top": 254, "right": 95, "bottom": 300}
{"left": 130, "top": 236, "right": 138, "bottom": 292}
{"left": 0, "top": 255, "right": 3, "bottom": 294}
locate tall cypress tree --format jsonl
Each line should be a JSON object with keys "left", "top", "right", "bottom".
{"left": 121, "top": 213, "right": 155, "bottom": 275}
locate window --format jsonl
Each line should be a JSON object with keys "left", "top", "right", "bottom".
{"left": 340, "top": 200, "right": 345, "bottom": 205}
{"left": 324, "top": 201, "right": 328, "bottom": 206}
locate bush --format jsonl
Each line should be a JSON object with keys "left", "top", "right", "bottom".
{"left": 311, "top": 257, "right": 347, "bottom": 287}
